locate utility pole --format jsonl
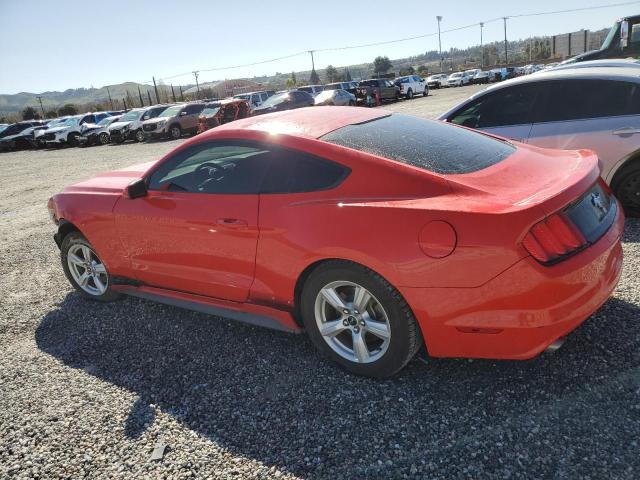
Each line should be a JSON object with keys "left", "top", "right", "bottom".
{"left": 106, "top": 87, "right": 114, "bottom": 110}
{"left": 179, "top": 85, "right": 184, "bottom": 101}
{"left": 192, "top": 71, "right": 200, "bottom": 100}
{"left": 36, "top": 96, "right": 45, "bottom": 118}
{"left": 171, "top": 84, "right": 176, "bottom": 103}
{"left": 147, "top": 90, "right": 153, "bottom": 106}
{"left": 480, "top": 22, "right": 484, "bottom": 69}
{"left": 137, "top": 85, "right": 144, "bottom": 106}
{"left": 152, "top": 76, "right": 160, "bottom": 104}
{"left": 503, "top": 17, "right": 509, "bottom": 64}
{"left": 436, "top": 16, "right": 443, "bottom": 73}
{"left": 309, "top": 50, "right": 316, "bottom": 71}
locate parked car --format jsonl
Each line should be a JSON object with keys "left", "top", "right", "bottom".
{"left": 446, "top": 71, "right": 472, "bottom": 87}
{"left": 0, "top": 124, "right": 48, "bottom": 151}
{"left": 48, "top": 107, "right": 624, "bottom": 378}
{"left": 465, "top": 68, "right": 481, "bottom": 78}
{"left": 33, "top": 117, "right": 69, "bottom": 148}
{"left": 439, "top": 66, "right": 640, "bottom": 216}
{"left": 0, "top": 121, "right": 44, "bottom": 143}
{"left": 314, "top": 89, "right": 356, "bottom": 106}
{"left": 356, "top": 79, "right": 400, "bottom": 105}
{"left": 233, "top": 90, "right": 276, "bottom": 109}
{"left": 545, "top": 58, "right": 640, "bottom": 72}
{"left": 297, "top": 85, "right": 324, "bottom": 96}
{"left": 197, "top": 99, "right": 252, "bottom": 133}
{"left": 394, "top": 75, "right": 428, "bottom": 99}
{"left": 472, "top": 71, "right": 491, "bottom": 84}
{"left": 489, "top": 68, "right": 505, "bottom": 82}
{"left": 78, "top": 115, "right": 121, "bottom": 147}
{"left": 426, "top": 74, "right": 448, "bottom": 89}
{"left": 39, "top": 113, "right": 111, "bottom": 147}
{"left": 252, "top": 91, "right": 315, "bottom": 115}
{"left": 109, "top": 105, "right": 169, "bottom": 144}
{"left": 142, "top": 103, "right": 208, "bottom": 140}
{"left": 324, "top": 81, "right": 359, "bottom": 96}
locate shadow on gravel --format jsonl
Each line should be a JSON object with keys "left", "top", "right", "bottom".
{"left": 36, "top": 293, "right": 640, "bottom": 479}
{"left": 622, "top": 217, "right": 640, "bottom": 243}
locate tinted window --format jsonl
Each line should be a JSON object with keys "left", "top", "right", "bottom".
{"left": 535, "top": 80, "right": 640, "bottom": 122}
{"left": 321, "top": 114, "right": 515, "bottom": 174}
{"left": 449, "top": 84, "right": 540, "bottom": 128}
{"left": 185, "top": 104, "right": 205, "bottom": 115}
{"left": 148, "top": 143, "right": 270, "bottom": 194}
{"left": 261, "top": 149, "right": 349, "bottom": 194}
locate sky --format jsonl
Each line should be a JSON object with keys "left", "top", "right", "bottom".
{"left": 0, "top": 0, "right": 638, "bottom": 94}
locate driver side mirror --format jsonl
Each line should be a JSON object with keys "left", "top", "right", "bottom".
{"left": 621, "top": 20, "right": 630, "bottom": 48}
{"left": 125, "top": 179, "right": 147, "bottom": 199}
{"left": 180, "top": 111, "right": 188, "bottom": 116}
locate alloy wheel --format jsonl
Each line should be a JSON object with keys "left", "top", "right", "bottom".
{"left": 67, "top": 244, "right": 108, "bottom": 296}
{"left": 314, "top": 281, "right": 391, "bottom": 363}
{"left": 99, "top": 132, "right": 109, "bottom": 145}
{"left": 171, "top": 127, "right": 181, "bottom": 139}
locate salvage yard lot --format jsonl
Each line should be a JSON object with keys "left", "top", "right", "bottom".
{"left": 1, "top": 85, "right": 639, "bottom": 479}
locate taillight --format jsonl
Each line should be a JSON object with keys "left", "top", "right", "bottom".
{"left": 522, "top": 213, "right": 586, "bottom": 264}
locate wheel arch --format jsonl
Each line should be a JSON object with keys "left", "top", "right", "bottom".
{"left": 54, "top": 219, "right": 83, "bottom": 248}
{"left": 609, "top": 149, "right": 640, "bottom": 189}
{"left": 292, "top": 257, "right": 415, "bottom": 328}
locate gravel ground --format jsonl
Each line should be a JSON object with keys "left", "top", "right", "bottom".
{"left": 1, "top": 88, "right": 639, "bottom": 479}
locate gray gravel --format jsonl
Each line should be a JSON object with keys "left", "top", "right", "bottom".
{"left": 1, "top": 90, "right": 639, "bottom": 479}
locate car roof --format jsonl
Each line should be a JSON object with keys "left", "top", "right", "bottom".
{"left": 210, "top": 106, "right": 389, "bottom": 139}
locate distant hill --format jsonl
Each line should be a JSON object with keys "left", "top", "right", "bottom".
{"left": 0, "top": 82, "right": 189, "bottom": 118}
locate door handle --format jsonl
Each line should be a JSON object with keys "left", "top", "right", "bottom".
{"left": 216, "top": 218, "right": 248, "bottom": 228}
{"left": 613, "top": 127, "right": 640, "bottom": 136}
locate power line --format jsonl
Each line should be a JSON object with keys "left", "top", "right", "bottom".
{"left": 145, "top": 1, "right": 638, "bottom": 83}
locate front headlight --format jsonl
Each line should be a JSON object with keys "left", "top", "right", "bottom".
{"left": 157, "top": 120, "right": 166, "bottom": 128}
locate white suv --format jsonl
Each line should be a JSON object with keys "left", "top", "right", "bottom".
{"left": 446, "top": 71, "right": 472, "bottom": 87}
{"left": 394, "top": 75, "right": 428, "bottom": 99}
{"left": 40, "top": 112, "right": 111, "bottom": 147}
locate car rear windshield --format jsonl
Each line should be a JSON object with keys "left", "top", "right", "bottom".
{"left": 320, "top": 114, "right": 516, "bottom": 174}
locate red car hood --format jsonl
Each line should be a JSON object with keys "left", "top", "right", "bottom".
{"left": 446, "top": 143, "right": 600, "bottom": 215}
{"left": 63, "top": 161, "right": 155, "bottom": 194}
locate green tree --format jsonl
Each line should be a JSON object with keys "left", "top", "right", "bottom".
{"left": 22, "top": 106, "right": 38, "bottom": 120}
{"left": 325, "top": 64, "right": 338, "bottom": 83}
{"left": 399, "top": 66, "right": 415, "bottom": 76}
{"left": 373, "top": 56, "right": 393, "bottom": 75}
{"left": 45, "top": 110, "right": 58, "bottom": 118}
{"left": 417, "top": 65, "right": 429, "bottom": 75}
{"left": 290, "top": 71, "right": 297, "bottom": 85}
{"left": 58, "top": 104, "right": 78, "bottom": 116}
{"left": 285, "top": 77, "right": 296, "bottom": 88}
{"left": 309, "top": 68, "right": 320, "bottom": 84}
{"left": 343, "top": 68, "right": 352, "bottom": 82}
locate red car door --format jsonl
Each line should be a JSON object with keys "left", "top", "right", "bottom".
{"left": 113, "top": 141, "right": 270, "bottom": 302}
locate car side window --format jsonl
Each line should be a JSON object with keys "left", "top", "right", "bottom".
{"left": 148, "top": 142, "right": 271, "bottom": 195}
{"left": 185, "top": 104, "right": 205, "bottom": 115}
{"left": 535, "top": 80, "right": 639, "bottom": 123}
{"left": 261, "top": 149, "right": 350, "bottom": 194}
{"left": 449, "top": 84, "right": 540, "bottom": 128}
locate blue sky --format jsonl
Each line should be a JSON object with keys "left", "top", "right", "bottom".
{"left": 0, "top": 0, "right": 637, "bottom": 94}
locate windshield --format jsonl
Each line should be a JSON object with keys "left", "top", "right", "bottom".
{"left": 321, "top": 113, "right": 515, "bottom": 175}
{"left": 201, "top": 106, "right": 221, "bottom": 116}
{"left": 98, "top": 117, "right": 116, "bottom": 126}
{"left": 157, "top": 105, "right": 182, "bottom": 118}
{"left": 360, "top": 80, "right": 379, "bottom": 87}
{"left": 314, "top": 91, "right": 335, "bottom": 102}
{"left": 0, "top": 125, "right": 7, "bottom": 134}
{"left": 601, "top": 21, "right": 621, "bottom": 50}
{"left": 260, "top": 93, "right": 289, "bottom": 108}
{"left": 118, "top": 110, "right": 142, "bottom": 122}
{"left": 450, "top": 73, "right": 462, "bottom": 78}
{"left": 61, "top": 117, "right": 80, "bottom": 126}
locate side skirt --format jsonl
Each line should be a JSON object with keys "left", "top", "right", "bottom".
{"left": 112, "top": 285, "right": 301, "bottom": 334}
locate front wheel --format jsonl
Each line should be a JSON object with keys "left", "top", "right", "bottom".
{"left": 61, "top": 232, "right": 120, "bottom": 301}
{"left": 67, "top": 132, "right": 79, "bottom": 147}
{"left": 301, "top": 261, "right": 422, "bottom": 378}
{"left": 99, "top": 132, "right": 109, "bottom": 145}
{"left": 169, "top": 125, "right": 182, "bottom": 140}
{"left": 135, "top": 129, "right": 145, "bottom": 142}
{"left": 406, "top": 89, "right": 413, "bottom": 99}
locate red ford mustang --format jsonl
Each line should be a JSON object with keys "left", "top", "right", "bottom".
{"left": 48, "top": 107, "right": 624, "bottom": 378}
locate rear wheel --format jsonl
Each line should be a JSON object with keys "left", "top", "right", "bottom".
{"left": 301, "top": 261, "right": 422, "bottom": 378}
{"left": 423, "top": 86, "right": 429, "bottom": 97}
{"left": 406, "top": 89, "right": 414, "bottom": 99}
{"left": 61, "top": 232, "right": 120, "bottom": 302}
{"left": 348, "top": 100, "right": 355, "bottom": 106}
{"left": 613, "top": 163, "right": 640, "bottom": 217}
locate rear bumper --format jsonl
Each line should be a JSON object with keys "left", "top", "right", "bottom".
{"left": 400, "top": 203, "right": 625, "bottom": 360}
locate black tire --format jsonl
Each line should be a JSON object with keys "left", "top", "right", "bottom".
{"left": 395, "top": 92, "right": 401, "bottom": 101}
{"left": 406, "top": 89, "right": 413, "bottom": 99}
{"left": 348, "top": 100, "right": 355, "bottom": 106}
{"left": 612, "top": 162, "right": 640, "bottom": 217}
{"left": 169, "top": 124, "right": 182, "bottom": 140}
{"left": 99, "top": 132, "right": 109, "bottom": 145}
{"left": 67, "top": 132, "right": 79, "bottom": 147}
{"left": 135, "top": 129, "right": 145, "bottom": 143}
{"left": 60, "top": 232, "right": 120, "bottom": 302}
{"left": 300, "top": 261, "right": 422, "bottom": 378}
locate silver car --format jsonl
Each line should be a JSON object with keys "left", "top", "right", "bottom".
{"left": 439, "top": 66, "right": 640, "bottom": 216}
{"left": 314, "top": 89, "right": 356, "bottom": 106}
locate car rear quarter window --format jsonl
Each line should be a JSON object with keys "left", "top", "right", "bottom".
{"left": 321, "top": 114, "right": 515, "bottom": 175}
{"left": 535, "top": 79, "right": 640, "bottom": 122}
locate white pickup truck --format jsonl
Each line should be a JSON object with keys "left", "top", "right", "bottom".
{"left": 393, "top": 75, "right": 428, "bottom": 99}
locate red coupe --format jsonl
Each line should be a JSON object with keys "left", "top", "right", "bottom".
{"left": 48, "top": 107, "right": 624, "bottom": 378}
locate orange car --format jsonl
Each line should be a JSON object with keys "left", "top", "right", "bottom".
{"left": 197, "top": 99, "right": 251, "bottom": 134}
